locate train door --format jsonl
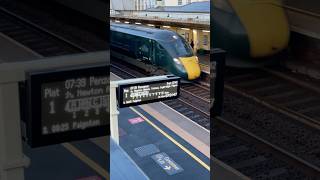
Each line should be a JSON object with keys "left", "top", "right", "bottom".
{"left": 155, "top": 42, "right": 168, "bottom": 67}
{"left": 137, "top": 38, "right": 152, "bottom": 64}
{"left": 150, "top": 40, "right": 156, "bottom": 65}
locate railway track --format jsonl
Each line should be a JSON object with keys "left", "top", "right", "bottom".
{"left": 222, "top": 67, "right": 320, "bottom": 178}
{"left": 0, "top": 6, "right": 87, "bottom": 56}
{"left": 213, "top": 118, "right": 311, "bottom": 179}
{"left": 225, "top": 68, "right": 320, "bottom": 130}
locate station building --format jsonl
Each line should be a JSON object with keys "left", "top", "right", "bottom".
{"left": 110, "top": 1, "right": 210, "bottom": 55}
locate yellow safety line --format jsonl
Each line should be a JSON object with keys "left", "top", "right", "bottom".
{"left": 62, "top": 143, "right": 110, "bottom": 180}
{"left": 130, "top": 107, "right": 210, "bottom": 171}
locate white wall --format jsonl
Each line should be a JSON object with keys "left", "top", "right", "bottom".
{"left": 111, "top": 0, "right": 135, "bottom": 10}
{"left": 163, "top": 0, "right": 208, "bottom": 6}
{"left": 111, "top": 0, "right": 208, "bottom": 10}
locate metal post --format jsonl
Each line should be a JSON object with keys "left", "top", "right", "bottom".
{"left": 110, "top": 81, "right": 120, "bottom": 144}
{"left": 0, "top": 83, "right": 30, "bottom": 180}
{"left": 211, "top": 49, "right": 226, "bottom": 116}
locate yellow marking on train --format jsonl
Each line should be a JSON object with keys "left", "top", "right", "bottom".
{"left": 180, "top": 56, "right": 201, "bottom": 80}
{"left": 62, "top": 143, "right": 110, "bottom": 180}
{"left": 229, "top": 0, "right": 290, "bottom": 58}
{"left": 130, "top": 107, "right": 210, "bottom": 171}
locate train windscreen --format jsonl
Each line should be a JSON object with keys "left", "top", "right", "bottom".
{"left": 166, "top": 36, "right": 194, "bottom": 57}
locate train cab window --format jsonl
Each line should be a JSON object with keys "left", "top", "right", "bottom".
{"left": 157, "top": 43, "right": 165, "bottom": 51}
{"left": 168, "top": 37, "right": 193, "bottom": 57}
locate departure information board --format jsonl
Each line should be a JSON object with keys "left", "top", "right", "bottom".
{"left": 41, "top": 76, "right": 108, "bottom": 135}
{"left": 25, "top": 64, "right": 109, "bottom": 147}
{"left": 118, "top": 76, "right": 180, "bottom": 108}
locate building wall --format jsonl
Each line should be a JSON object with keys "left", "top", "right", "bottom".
{"left": 124, "top": 11, "right": 209, "bottom": 21}
{"left": 135, "top": 0, "right": 157, "bottom": 10}
{"left": 163, "top": 0, "right": 208, "bottom": 6}
{"left": 111, "top": 0, "right": 209, "bottom": 10}
{"left": 110, "top": 0, "right": 135, "bottom": 10}
{"left": 111, "top": 0, "right": 157, "bottom": 10}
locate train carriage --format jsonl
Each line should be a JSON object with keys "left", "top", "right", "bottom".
{"left": 111, "top": 23, "right": 201, "bottom": 80}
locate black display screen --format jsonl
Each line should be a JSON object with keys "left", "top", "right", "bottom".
{"left": 26, "top": 64, "right": 109, "bottom": 147}
{"left": 118, "top": 76, "right": 180, "bottom": 108}
{"left": 41, "top": 75, "right": 108, "bottom": 135}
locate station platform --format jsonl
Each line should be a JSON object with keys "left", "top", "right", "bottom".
{"left": 111, "top": 139, "right": 149, "bottom": 180}
{"left": 283, "top": 0, "right": 320, "bottom": 40}
{"left": 117, "top": 106, "right": 209, "bottom": 179}
{"left": 0, "top": 32, "right": 109, "bottom": 179}
{"left": 23, "top": 137, "right": 109, "bottom": 180}
{"left": 284, "top": 0, "right": 320, "bottom": 14}
{"left": 111, "top": 73, "right": 210, "bottom": 180}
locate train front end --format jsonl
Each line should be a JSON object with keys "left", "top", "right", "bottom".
{"left": 213, "top": 0, "right": 290, "bottom": 60}
{"left": 163, "top": 34, "right": 201, "bottom": 80}
{"left": 177, "top": 56, "right": 201, "bottom": 80}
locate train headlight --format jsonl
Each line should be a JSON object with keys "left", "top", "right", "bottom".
{"left": 173, "top": 58, "right": 181, "bottom": 65}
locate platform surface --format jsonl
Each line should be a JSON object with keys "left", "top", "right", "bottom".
{"left": 111, "top": 72, "right": 210, "bottom": 179}
{"left": 116, "top": 105, "right": 210, "bottom": 180}
{"left": 24, "top": 137, "right": 109, "bottom": 180}
{"left": 110, "top": 139, "right": 149, "bottom": 180}
{"left": 284, "top": 0, "right": 320, "bottom": 14}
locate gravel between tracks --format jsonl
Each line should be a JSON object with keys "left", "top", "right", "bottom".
{"left": 223, "top": 89, "right": 320, "bottom": 167}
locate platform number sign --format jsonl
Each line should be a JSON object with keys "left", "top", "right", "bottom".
{"left": 25, "top": 64, "right": 109, "bottom": 147}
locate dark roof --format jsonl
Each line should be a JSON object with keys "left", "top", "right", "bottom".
{"left": 110, "top": 22, "right": 179, "bottom": 42}
{"left": 147, "top": 1, "right": 210, "bottom": 13}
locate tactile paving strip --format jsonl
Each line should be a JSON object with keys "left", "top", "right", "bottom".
{"left": 134, "top": 144, "right": 160, "bottom": 157}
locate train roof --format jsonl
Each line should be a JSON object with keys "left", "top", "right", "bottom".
{"left": 110, "top": 22, "right": 180, "bottom": 42}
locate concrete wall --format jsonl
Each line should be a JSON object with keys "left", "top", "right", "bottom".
{"left": 111, "top": 0, "right": 157, "bottom": 10}
{"left": 164, "top": 0, "right": 208, "bottom": 6}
